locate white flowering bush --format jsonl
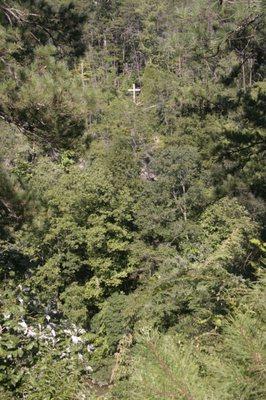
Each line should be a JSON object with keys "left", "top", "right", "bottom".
{"left": 0, "top": 284, "right": 94, "bottom": 397}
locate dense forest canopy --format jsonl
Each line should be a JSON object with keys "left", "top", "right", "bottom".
{"left": 0, "top": 0, "right": 265, "bottom": 399}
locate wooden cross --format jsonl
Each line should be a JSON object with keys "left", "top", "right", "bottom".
{"left": 128, "top": 83, "right": 141, "bottom": 103}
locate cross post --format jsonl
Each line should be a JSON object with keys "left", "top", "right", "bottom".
{"left": 128, "top": 83, "right": 141, "bottom": 103}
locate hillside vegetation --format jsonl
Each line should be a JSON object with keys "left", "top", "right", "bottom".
{"left": 0, "top": 1, "right": 265, "bottom": 399}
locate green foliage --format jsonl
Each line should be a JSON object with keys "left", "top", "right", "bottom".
{"left": 15, "top": 159, "right": 136, "bottom": 313}
{"left": 114, "top": 274, "right": 266, "bottom": 400}
{"left": 0, "top": 0, "right": 265, "bottom": 398}
{"left": 20, "top": 356, "right": 82, "bottom": 400}
{"left": 0, "top": 281, "right": 95, "bottom": 396}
